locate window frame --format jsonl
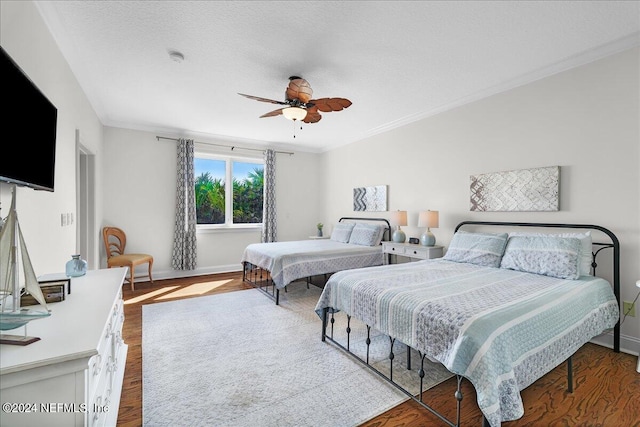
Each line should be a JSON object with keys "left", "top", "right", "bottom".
{"left": 194, "top": 149, "right": 264, "bottom": 232}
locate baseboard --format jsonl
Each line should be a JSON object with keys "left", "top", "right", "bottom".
{"left": 132, "top": 264, "right": 243, "bottom": 283}
{"left": 590, "top": 329, "right": 640, "bottom": 357}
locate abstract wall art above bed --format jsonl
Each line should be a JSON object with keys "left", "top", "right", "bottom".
{"left": 470, "top": 166, "right": 560, "bottom": 212}
{"left": 353, "top": 185, "right": 387, "bottom": 212}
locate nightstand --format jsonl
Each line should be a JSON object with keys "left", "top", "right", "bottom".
{"left": 382, "top": 242, "right": 443, "bottom": 264}
{"left": 309, "top": 235, "right": 329, "bottom": 240}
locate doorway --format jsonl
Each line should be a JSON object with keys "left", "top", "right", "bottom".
{"left": 76, "top": 130, "right": 97, "bottom": 269}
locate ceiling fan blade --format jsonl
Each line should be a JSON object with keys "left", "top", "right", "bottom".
{"left": 238, "top": 93, "right": 288, "bottom": 105}
{"left": 309, "top": 97, "right": 352, "bottom": 113}
{"left": 286, "top": 78, "right": 313, "bottom": 104}
{"left": 259, "top": 108, "right": 284, "bottom": 118}
{"left": 303, "top": 111, "right": 322, "bottom": 123}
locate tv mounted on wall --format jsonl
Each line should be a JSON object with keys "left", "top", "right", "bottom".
{"left": 0, "top": 45, "right": 58, "bottom": 192}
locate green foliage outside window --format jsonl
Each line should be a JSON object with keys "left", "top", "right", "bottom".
{"left": 195, "top": 172, "right": 225, "bottom": 224}
{"left": 233, "top": 168, "right": 264, "bottom": 223}
{"left": 195, "top": 164, "right": 263, "bottom": 225}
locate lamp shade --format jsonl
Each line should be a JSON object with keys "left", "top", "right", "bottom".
{"left": 418, "top": 210, "right": 439, "bottom": 228}
{"left": 390, "top": 210, "right": 408, "bottom": 227}
{"left": 282, "top": 106, "right": 307, "bottom": 121}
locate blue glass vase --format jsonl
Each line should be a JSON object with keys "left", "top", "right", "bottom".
{"left": 66, "top": 254, "right": 87, "bottom": 277}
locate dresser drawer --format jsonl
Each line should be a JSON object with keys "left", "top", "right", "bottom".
{"left": 403, "top": 246, "right": 430, "bottom": 259}
{"left": 382, "top": 242, "right": 406, "bottom": 255}
{"left": 89, "top": 361, "right": 113, "bottom": 427}
{"left": 110, "top": 297, "right": 124, "bottom": 331}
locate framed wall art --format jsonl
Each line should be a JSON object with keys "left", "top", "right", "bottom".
{"left": 470, "top": 166, "right": 560, "bottom": 212}
{"left": 353, "top": 185, "right": 387, "bottom": 212}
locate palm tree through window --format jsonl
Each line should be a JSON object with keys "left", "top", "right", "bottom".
{"left": 194, "top": 156, "right": 264, "bottom": 226}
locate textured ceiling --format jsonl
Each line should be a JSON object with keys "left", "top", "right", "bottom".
{"left": 36, "top": 1, "right": 640, "bottom": 153}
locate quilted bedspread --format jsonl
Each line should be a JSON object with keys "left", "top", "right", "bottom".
{"left": 314, "top": 259, "right": 619, "bottom": 427}
{"left": 241, "top": 240, "right": 384, "bottom": 288}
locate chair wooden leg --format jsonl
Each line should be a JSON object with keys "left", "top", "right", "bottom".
{"left": 129, "top": 264, "right": 135, "bottom": 291}
{"left": 148, "top": 259, "right": 154, "bottom": 283}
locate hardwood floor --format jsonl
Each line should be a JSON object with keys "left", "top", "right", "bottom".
{"left": 117, "top": 273, "right": 639, "bottom": 427}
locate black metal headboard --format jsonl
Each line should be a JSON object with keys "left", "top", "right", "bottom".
{"left": 455, "top": 220, "right": 620, "bottom": 353}
{"left": 339, "top": 217, "right": 392, "bottom": 242}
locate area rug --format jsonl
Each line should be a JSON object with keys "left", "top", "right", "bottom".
{"left": 142, "top": 283, "right": 453, "bottom": 427}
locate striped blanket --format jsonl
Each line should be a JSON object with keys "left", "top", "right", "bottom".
{"left": 314, "top": 259, "right": 619, "bottom": 426}
{"left": 241, "top": 239, "right": 384, "bottom": 288}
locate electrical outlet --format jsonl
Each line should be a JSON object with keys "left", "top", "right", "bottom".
{"left": 623, "top": 301, "right": 635, "bottom": 317}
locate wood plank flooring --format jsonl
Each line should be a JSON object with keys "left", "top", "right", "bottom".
{"left": 117, "top": 273, "right": 639, "bottom": 427}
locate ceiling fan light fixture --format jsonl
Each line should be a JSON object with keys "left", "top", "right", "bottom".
{"left": 282, "top": 106, "right": 307, "bottom": 121}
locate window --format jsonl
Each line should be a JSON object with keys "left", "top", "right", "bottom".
{"left": 194, "top": 154, "right": 264, "bottom": 227}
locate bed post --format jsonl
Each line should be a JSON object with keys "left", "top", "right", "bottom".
{"left": 610, "top": 232, "right": 621, "bottom": 353}
{"left": 321, "top": 308, "right": 328, "bottom": 342}
{"left": 567, "top": 356, "right": 573, "bottom": 393}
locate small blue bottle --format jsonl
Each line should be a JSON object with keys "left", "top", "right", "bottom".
{"left": 66, "top": 254, "right": 87, "bottom": 277}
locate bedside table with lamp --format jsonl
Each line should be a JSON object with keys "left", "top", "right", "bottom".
{"left": 383, "top": 209, "right": 443, "bottom": 264}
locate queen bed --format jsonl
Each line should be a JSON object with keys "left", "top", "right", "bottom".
{"left": 315, "top": 221, "right": 620, "bottom": 427}
{"left": 242, "top": 217, "right": 390, "bottom": 304}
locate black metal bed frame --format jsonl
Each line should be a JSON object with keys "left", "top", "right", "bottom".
{"left": 242, "top": 216, "right": 391, "bottom": 305}
{"left": 321, "top": 221, "right": 621, "bottom": 427}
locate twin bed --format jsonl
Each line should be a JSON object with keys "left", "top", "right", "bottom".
{"left": 314, "top": 221, "right": 620, "bottom": 427}
{"left": 241, "top": 217, "right": 390, "bottom": 304}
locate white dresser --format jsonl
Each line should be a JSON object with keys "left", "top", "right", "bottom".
{"left": 0, "top": 268, "right": 128, "bottom": 427}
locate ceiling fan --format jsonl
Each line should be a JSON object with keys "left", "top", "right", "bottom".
{"left": 238, "top": 76, "right": 352, "bottom": 123}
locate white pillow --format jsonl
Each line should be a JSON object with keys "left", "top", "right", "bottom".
{"left": 509, "top": 231, "right": 592, "bottom": 276}
{"left": 348, "top": 223, "right": 386, "bottom": 246}
{"left": 500, "top": 235, "right": 582, "bottom": 280}
{"left": 330, "top": 222, "right": 355, "bottom": 243}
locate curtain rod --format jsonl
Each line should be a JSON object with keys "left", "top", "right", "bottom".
{"left": 156, "top": 136, "right": 294, "bottom": 155}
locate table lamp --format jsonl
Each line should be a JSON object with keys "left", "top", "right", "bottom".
{"left": 390, "top": 210, "right": 408, "bottom": 243}
{"left": 418, "top": 210, "right": 439, "bottom": 246}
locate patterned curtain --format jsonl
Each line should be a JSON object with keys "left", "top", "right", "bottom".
{"left": 261, "top": 148, "right": 277, "bottom": 243}
{"left": 172, "top": 138, "right": 197, "bottom": 270}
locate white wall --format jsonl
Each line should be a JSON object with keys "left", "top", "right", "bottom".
{"left": 101, "top": 127, "right": 323, "bottom": 278}
{"left": 0, "top": 1, "right": 105, "bottom": 275}
{"left": 321, "top": 47, "right": 640, "bottom": 354}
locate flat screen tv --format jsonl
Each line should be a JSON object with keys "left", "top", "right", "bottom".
{"left": 0, "top": 46, "right": 58, "bottom": 192}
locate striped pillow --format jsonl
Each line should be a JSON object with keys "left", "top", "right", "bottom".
{"left": 499, "top": 235, "right": 582, "bottom": 279}
{"left": 330, "top": 222, "right": 355, "bottom": 243}
{"left": 443, "top": 231, "right": 508, "bottom": 268}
